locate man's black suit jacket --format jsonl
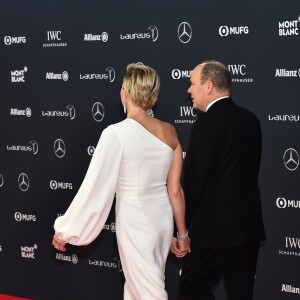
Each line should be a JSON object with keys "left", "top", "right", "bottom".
{"left": 184, "top": 98, "right": 266, "bottom": 247}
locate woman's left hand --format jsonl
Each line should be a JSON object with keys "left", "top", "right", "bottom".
{"left": 52, "top": 234, "right": 67, "bottom": 252}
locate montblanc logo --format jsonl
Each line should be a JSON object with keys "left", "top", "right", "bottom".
{"left": 87, "top": 146, "right": 95, "bottom": 156}
{"left": 120, "top": 25, "right": 158, "bottom": 42}
{"left": 46, "top": 71, "right": 69, "bottom": 81}
{"left": 84, "top": 32, "right": 108, "bottom": 42}
{"left": 42, "top": 105, "right": 75, "bottom": 120}
{"left": 10, "top": 107, "right": 32, "bottom": 117}
{"left": 276, "top": 197, "right": 300, "bottom": 209}
{"left": 178, "top": 22, "right": 192, "bottom": 44}
{"left": 282, "top": 284, "right": 300, "bottom": 294}
{"left": 21, "top": 244, "right": 38, "bottom": 259}
{"left": 228, "top": 64, "right": 253, "bottom": 83}
{"left": 171, "top": 69, "right": 192, "bottom": 80}
{"left": 175, "top": 106, "right": 197, "bottom": 124}
{"left": 11, "top": 66, "right": 27, "bottom": 82}
{"left": 219, "top": 25, "right": 249, "bottom": 36}
{"left": 268, "top": 114, "right": 300, "bottom": 121}
{"left": 275, "top": 68, "right": 300, "bottom": 78}
{"left": 50, "top": 180, "right": 73, "bottom": 190}
{"left": 18, "top": 173, "right": 30, "bottom": 192}
{"left": 15, "top": 212, "right": 36, "bottom": 222}
{"left": 43, "top": 31, "right": 67, "bottom": 47}
{"left": 103, "top": 222, "right": 116, "bottom": 232}
{"left": 278, "top": 16, "right": 299, "bottom": 36}
{"left": 283, "top": 148, "right": 299, "bottom": 171}
{"left": 54, "top": 139, "right": 66, "bottom": 158}
{"left": 4, "top": 36, "right": 26, "bottom": 45}
{"left": 56, "top": 253, "right": 78, "bottom": 264}
{"left": 80, "top": 67, "right": 115, "bottom": 82}
{"left": 92, "top": 102, "right": 105, "bottom": 122}
{"left": 7, "top": 140, "right": 38, "bottom": 155}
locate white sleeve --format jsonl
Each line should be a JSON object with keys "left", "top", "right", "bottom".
{"left": 54, "top": 125, "right": 122, "bottom": 246}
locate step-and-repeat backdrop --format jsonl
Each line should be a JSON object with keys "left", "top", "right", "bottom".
{"left": 0, "top": 0, "right": 299, "bottom": 299}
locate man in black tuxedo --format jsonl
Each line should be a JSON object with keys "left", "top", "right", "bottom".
{"left": 173, "top": 60, "right": 265, "bottom": 300}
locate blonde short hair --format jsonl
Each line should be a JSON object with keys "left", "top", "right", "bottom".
{"left": 122, "top": 64, "right": 160, "bottom": 110}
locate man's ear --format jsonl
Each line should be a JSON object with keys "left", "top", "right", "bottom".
{"left": 206, "top": 80, "right": 214, "bottom": 94}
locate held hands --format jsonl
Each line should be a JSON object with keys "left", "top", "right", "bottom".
{"left": 170, "top": 236, "right": 191, "bottom": 258}
{"left": 52, "top": 234, "right": 67, "bottom": 252}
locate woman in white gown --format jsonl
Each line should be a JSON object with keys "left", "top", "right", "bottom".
{"left": 52, "top": 64, "right": 191, "bottom": 300}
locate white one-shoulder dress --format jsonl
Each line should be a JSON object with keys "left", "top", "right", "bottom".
{"left": 54, "top": 118, "right": 174, "bottom": 300}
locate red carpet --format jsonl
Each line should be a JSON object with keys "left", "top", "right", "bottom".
{"left": 0, "top": 295, "right": 31, "bottom": 300}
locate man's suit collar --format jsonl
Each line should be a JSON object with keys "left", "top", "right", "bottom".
{"left": 206, "top": 97, "right": 233, "bottom": 112}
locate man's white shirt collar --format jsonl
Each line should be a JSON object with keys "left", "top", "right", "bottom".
{"left": 206, "top": 96, "right": 230, "bottom": 112}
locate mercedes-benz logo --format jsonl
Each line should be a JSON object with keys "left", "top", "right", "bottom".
{"left": 135, "top": 62, "right": 144, "bottom": 65}
{"left": 0, "top": 174, "right": 4, "bottom": 188}
{"left": 148, "top": 25, "right": 159, "bottom": 42}
{"left": 66, "top": 105, "right": 76, "bottom": 120}
{"left": 178, "top": 22, "right": 192, "bottom": 44}
{"left": 283, "top": 148, "right": 299, "bottom": 171}
{"left": 276, "top": 197, "right": 287, "bottom": 208}
{"left": 92, "top": 102, "right": 105, "bottom": 122}
{"left": 106, "top": 67, "right": 115, "bottom": 82}
{"left": 102, "top": 32, "right": 108, "bottom": 42}
{"left": 54, "top": 139, "right": 66, "bottom": 158}
{"left": 219, "top": 26, "right": 229, "bottom": 37}
{"left": 18, "top": 173, "right": 29, "bottom": 192}
{"left": 30, "top": 140, "right": 39, "bottom": 155}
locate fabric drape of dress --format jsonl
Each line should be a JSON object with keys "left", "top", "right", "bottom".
{"left": 54, "top": 118, "right": 174, "bottom": 300}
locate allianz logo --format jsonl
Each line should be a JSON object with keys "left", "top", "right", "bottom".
{"left": 103, "top": 222, "right": 116, "bottom": 232}
{"left": 84, "top": 32, "right": 108, "bottom": 42}
{"left": 279, "top": 19, "right": 299, "bottom": 36}
{"left": 80, "top": 67, "right": 115, "bottom": 82}
{"left": 276, "top": 197, "right": 300, "bottom": 208}
{"left": 275, "top": 68, "right": 300, "bottom": 77}
{"left": 268, "top": 114, "right": 300, "bottom": 121}
{"left": 46, "top": 71, "right": 69, "bottom": 81}
{"left": 7, "top": 140, "right": 38, "bottom": 154}
{"left": 172, "top": 69, "right": 192, "bottom": 80}
{"left": 50, "top": 180, "right": 73, "bottom": 190}
{"left": 15, "top": 212, "right": 36, "bottom": 222}
{"left": 42, "top": 105, "right": 75, "bottom": 120}
{"left": 120, "top": 25, "right": 158, "bottom": 42}
{"left": 282, "top": 284, "right": 300, "bottom": 294}
{"left": 285, "top": 237, "right": 300, "bottom": 249}
{"left": 10, "top": 107, "right": 32, "bottom": 117}
{"left": 56, "top": 253, "right": 78, "bottom": 264}
{"left": 11, "top": 66, "right": 27, "bottom": 82}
